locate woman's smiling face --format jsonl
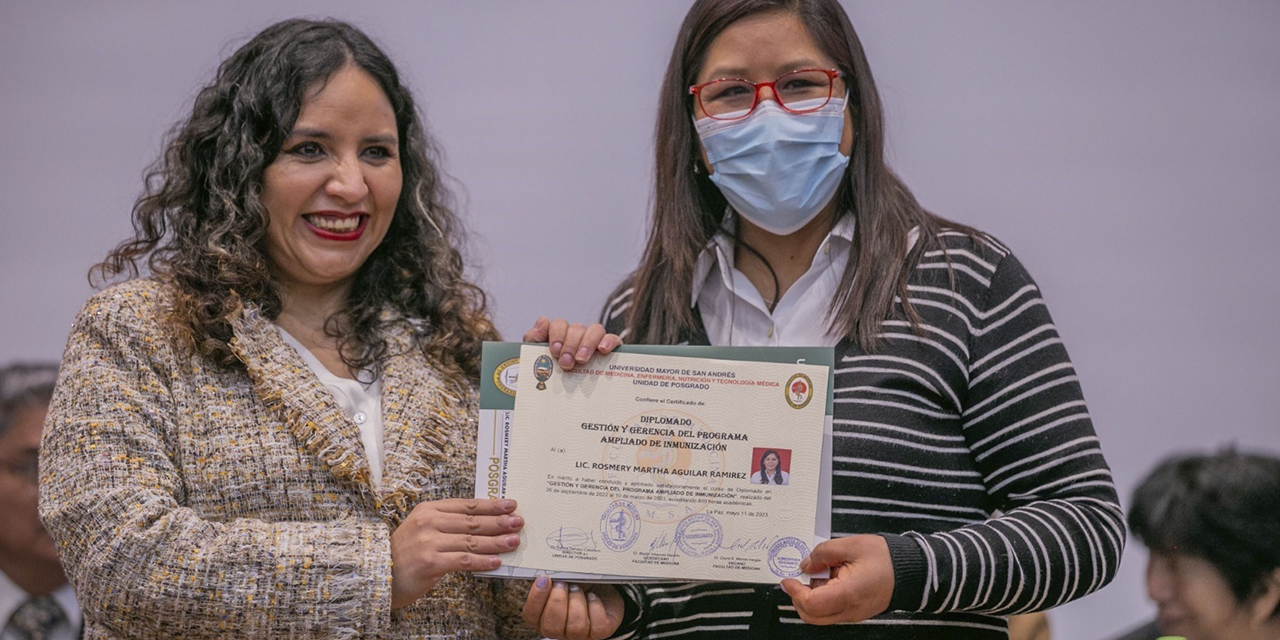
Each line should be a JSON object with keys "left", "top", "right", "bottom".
{"left": 763, "top": 452, "right": 779, "bottom": 471}
{"left": 1146, "top": 552, "right": 1275, "bottom": 640}
{"left": 261, "top": 63, "right": 402, "bottom": 295}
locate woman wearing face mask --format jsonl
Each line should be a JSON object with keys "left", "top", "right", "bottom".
{"left": 523, "top": 1, "right": 1122, "bottom": 638}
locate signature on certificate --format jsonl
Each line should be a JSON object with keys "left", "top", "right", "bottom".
{"left": 545, "top": 526, "right": 599, "bottom": 551}
{"left": 646, "top": 529, "right": 677, "bottom": 553}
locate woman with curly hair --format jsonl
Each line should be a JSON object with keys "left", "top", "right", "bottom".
{"left": 39, "top": 19, "right": 615, "bottom": 639}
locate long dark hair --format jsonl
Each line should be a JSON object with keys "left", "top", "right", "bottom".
{"left": 93, "top": 19, "right": 496, "bottom": 378}
{"left": 625, "top": 0, "right": 975, "bottom": 349}
{"left": 757, "top": 449, "right": 784, "bottom": 484}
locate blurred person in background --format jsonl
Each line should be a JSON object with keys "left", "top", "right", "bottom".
{"left": 1119, "top": 449, "right": 1280, "bottom": 640}
{"left": 1, "top": 363, "right": 80, "bottom": 640}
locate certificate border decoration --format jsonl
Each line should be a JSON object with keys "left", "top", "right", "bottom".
{"left": 492, "top": 357, "right": 520, "bottom": 397}
{"left": 785, "top": 373, "right": 814, "bottom": 410}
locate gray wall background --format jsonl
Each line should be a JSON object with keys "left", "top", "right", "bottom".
{"left": 2, "top": 2, "right": 1277, "bottom": 637}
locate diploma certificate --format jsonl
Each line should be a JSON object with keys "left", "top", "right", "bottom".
{"left": 474, "top": 343, "right": 833, "bottom": 584}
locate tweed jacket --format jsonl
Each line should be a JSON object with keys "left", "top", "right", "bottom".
{"left": 39, "top": 279, "right": 535, "bottom": 639}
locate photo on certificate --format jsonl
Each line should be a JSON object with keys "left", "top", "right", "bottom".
{"left": 749, "top": 447, "right": 791, "bottom": 485}
{"left": 474, "top": 341, "right": 835, "bottom": 585}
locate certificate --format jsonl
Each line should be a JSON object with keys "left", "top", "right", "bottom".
{"left": 474, "top": 342, "right": 834, "bottom": 585}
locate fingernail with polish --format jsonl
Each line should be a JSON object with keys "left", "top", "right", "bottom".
{"left": 535, "top": 575, "right": 549, "bottom": 588}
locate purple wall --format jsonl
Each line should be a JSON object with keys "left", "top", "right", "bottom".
{"left": 3, "top": 2, "right": 1277, "bottom": 637}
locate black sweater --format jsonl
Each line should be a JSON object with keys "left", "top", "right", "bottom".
{"left": 600, "top": 231, "right": 1123, "bottom": 639}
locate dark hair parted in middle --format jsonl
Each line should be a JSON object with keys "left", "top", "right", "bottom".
{"left": 623, "top": 0, "right": 977, "bottom": 348}
{"left": 94, "top": 19, "right": 495, "bottom": 378}
{"left": 1129, "top": 449, "right": 1280, "bottom": 612}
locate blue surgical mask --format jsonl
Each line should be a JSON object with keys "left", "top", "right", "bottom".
{"left": 695, "top": 96, "right": 850, "bottom": 236}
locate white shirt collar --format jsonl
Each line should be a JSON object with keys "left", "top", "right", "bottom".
{"left": 0, "top": 569, "right": 80, "bottom": 638}
{"left": 691, "top": 212, "right": 857, "bottom": 308}
{"left": 50, "top": 583, "right": 79, "bottom": 636}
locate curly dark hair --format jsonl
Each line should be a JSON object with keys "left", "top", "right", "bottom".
{"left": 93, "top": 18, "right": 497, "bottom": 378}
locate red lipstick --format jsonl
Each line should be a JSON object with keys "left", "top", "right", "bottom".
{"left": 302, "top": 212, "right": 369, "bottom": 241}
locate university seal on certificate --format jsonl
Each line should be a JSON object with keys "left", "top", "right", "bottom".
{"left": 786, "top": 373, "right": 813, "bottom": 409}
{"left": 533, "top": 354, "right": 553, "bottom": 390}
{"left": 492, "top": 357, "right": 520, "bottom": 397}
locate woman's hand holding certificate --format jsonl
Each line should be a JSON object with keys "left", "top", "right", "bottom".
{"left": 780, "top": 534, "right": 896, "bottom": 624}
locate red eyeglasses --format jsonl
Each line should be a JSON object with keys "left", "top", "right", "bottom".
{"left": 689, "top": 68, "right": 842, "bottom": 121}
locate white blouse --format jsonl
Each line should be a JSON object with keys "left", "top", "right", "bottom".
{"left": 277, "top": 327, "right": 386, "bottom": 488}
{"left": 693, "top": 215, "right": 919, "bottom": 348}
{"left": 692, "top": 214, "right": 854, "bottom": 347}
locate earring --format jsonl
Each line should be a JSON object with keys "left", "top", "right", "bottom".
{"left": 693, "top": 163, "right": 702, "bottom": 175}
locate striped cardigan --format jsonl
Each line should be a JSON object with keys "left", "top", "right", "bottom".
{"left": 39, "top": 279, "right": 534, "bottom": 639}
{"left": 600, "top": 231, "right": 1123, "bottom": 639}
